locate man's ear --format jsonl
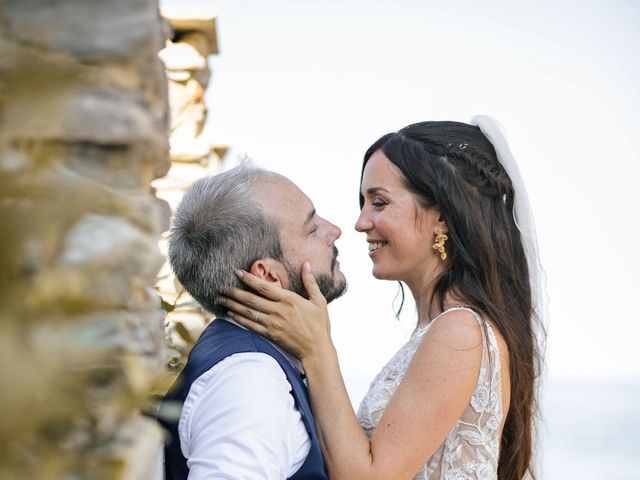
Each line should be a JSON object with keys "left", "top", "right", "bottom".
{"left": 249, "top": 259, "right": 285, "bottom": 288}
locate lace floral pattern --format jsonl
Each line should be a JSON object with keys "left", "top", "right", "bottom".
{"left": 356, "top": 307, "right": 503, "bottom": 480}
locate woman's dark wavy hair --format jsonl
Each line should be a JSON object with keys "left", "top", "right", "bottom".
{"left": 361, "top": 121, "right": 543, "bottom": 480}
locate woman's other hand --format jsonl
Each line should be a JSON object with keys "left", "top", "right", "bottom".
{"left": 222, "top": 261, "right": 333, "bottom": 362}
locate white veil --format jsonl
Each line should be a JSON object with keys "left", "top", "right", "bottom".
{"left": 471, "top": 116, "right": 547, "bottom": 478}
{"left": 470, "top": 115, "right": 546, "bottom": 324}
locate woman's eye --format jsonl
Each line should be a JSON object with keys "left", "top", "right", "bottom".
{"left": 372, "top": 199, "right": 386, "bottom": 207}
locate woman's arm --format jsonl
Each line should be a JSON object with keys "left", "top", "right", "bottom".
{"left": 223, "top": 264, "right": 484, "bottom": 480}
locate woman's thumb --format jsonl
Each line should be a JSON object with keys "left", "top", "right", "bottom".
{"left": 302, "top": 261, "right": 323, "bottom": 303}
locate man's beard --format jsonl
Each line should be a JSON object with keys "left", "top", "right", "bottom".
{"left": 284, "top": 246, "right": 347, "bottom": 303}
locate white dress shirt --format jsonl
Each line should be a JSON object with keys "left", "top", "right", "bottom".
{"left": 177, "top": 320, "right": 311, "bottom": 479}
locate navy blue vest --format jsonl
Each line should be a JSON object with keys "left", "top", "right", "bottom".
{"left": 160, "top": 319, "right": 328, "bottom": 480}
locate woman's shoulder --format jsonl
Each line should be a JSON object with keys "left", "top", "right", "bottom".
{"left": 427, "top": 306, "right": 486, "bottom": 351}
{"left": 431, "top": 307, "right": 508, "bottom": 353}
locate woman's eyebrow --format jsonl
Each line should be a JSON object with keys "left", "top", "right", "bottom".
{"left": 362, "top": 187, "right": 390, "bottom": 196}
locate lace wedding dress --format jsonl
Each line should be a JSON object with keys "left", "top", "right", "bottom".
{"left": 357, "top": 307, "right": 503, "bottom": 480}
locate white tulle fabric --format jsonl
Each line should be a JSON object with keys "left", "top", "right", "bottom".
{"left": 357, "top": 307, "right": 503, "bottom": 480}
{"left": 470, "top": 115, "right": 546, "bottom": 326}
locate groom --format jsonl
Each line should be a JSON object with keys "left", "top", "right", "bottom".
{"left": 160, "top": 164, "right": 347, "bottom": 479}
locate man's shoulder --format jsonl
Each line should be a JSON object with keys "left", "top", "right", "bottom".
{"left": 199, "top": 351, "right": 289, "bottom": 388}
{"left": 192, "top": 318, "right": 276, "bottom": 358}
{"left": 180, "top": 319, "right": 291, "bottom": 389}
{"left": 179, "top": 351, "right": 311, "bottom": 479}
{"left": 189, "top": 351, "right": 289, "bottom": 400}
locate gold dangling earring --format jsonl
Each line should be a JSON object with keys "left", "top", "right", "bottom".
{"left": 432, "top": 228, "right": 448, "bottom": 261}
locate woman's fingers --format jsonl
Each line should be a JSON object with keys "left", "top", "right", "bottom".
{"left": 234, "top": 270, "right": 289, "bottom": 301}
{"left": 301, "top": 261, "right": 324, "bottom": 304}
{"left": 227, "top": 311, "right": 269, "bottom": 337}
{"left": 224, "top": 286, "right": 277, "bottom": 314}
{"left": 222, "top": 295, "right": 270, "bottom": 325}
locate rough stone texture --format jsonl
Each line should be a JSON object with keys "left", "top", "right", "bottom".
{"left": 0, "top": 0, "right": 170, "bottom": 478}
{"left": 160, "top": 29, "right": 214, "bottom": 162}
{"left": 153, "top": 10, "right": 226, "bottom": 369}
{"left": 3, "top": 0, "right": 165, "bottom": 62}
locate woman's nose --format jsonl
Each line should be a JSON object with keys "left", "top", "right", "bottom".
{"left": 354, "top": 209, "right": 372, "bottom": 232}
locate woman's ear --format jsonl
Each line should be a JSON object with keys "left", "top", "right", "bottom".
{"left": 417, "top": 207, "right": 448, "bottom": 237}
{"left": 249, "top": 259, "right": 285, "bottom": 288}
{"left": 435, "top": 211, "right": 448, "bottom": 234}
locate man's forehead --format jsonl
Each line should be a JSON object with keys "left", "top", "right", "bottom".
{"left": 255, "top": 174, "right": 300, "bottom": 200}
{"left": 254, "top": 175, "right": 314, "bottom": 223}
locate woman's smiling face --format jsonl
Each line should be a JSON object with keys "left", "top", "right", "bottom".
{"left": 355, "top": 150, "right": 444, "bottom": 286}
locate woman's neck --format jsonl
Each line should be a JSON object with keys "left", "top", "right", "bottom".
{"left": 407, "top": 271, "right": 465, "bottom": 325}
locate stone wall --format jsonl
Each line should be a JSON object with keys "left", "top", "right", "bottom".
{"left": 0, "top": 1, "right": 170, "bottom": 478}
{"left": 155, "top": 7, "right": 225, "bottom": 370}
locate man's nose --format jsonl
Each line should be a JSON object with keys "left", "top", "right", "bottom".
{"left": 320, "top": 217, "right": 341, "bottom": 244}
{"left": 328, "top": 221, "right": 342, "bottom": 243}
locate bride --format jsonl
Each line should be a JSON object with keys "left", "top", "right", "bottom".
{"left": 223, "top": 117, "right": 544, "bottom": 479}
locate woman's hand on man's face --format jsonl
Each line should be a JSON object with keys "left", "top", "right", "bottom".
{"left": 221, "top": 262, "right": 333, "bottom": 362}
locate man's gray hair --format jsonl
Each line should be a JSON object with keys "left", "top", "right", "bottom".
{"left": 168, "top": 164, "right": 283, "bottom": 317}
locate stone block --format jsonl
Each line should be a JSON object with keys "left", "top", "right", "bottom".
{"left": 116, "top": 415, "right": 164, "bottom": 480}
{"left": 161, "top": 6, "right": 219, "bottom": 54}
{"left": 160, "top": 41, "right": 207, "bottom": 73}
{"left": 2, "top": 84, "right": 169, "bottom": 153}
{"left": 2, "top": 0, "right": 165, "bottom": 62}
{"left": 53, "top": 140, "right": 169, "bottom": 191}
{"left": 180, "top": 32, "right": 213, "bottom": 60}
{"left": 59, "top": 89, "right": 166, "bottom": 147}
{"left": 60, "top": 214, "right": 164, "bottom": 281}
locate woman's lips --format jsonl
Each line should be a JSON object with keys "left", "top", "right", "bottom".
{"left": 368, "top": 241, "right": 387, "bottom": 254}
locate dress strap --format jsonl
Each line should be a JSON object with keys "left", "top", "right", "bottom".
{"left": 415, "top": 306, "right": 484, "bottom": 337}
{"left": 416, "top": 307, "right": 500, "bottom": 359}
{"left": 429, "top": 306, "right": 499, "bottom": 365}
{"left": 431, "top": 306, "right": 483, "bottom": 324}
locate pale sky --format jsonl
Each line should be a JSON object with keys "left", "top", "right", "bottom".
{"left": 164, "top": 0, "right": 640, "bottom": 402}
